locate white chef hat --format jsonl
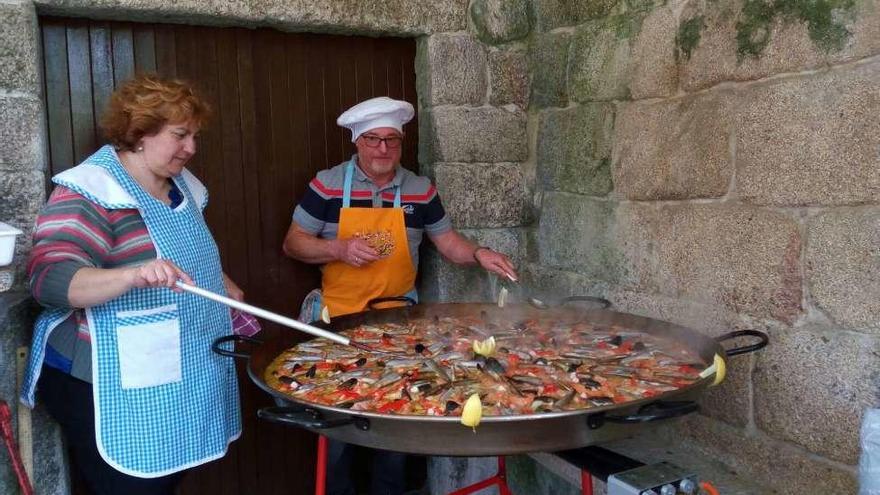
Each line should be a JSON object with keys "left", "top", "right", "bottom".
{"left": 337, "top": 97, "right": 415, "bottom": 143}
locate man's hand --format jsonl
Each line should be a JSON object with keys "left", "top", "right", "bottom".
{"left": 474, "top": 248, "right": 518, "bottom": 282}
{"left": 334, "top": 238, "right": 381, "bottom": 267}
{"left": 430, "top": 230, "right": 519, "bottom": 281}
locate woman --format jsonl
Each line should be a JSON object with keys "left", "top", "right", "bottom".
{"left": 20, "top": 74, "right": 243, "bottom": 494}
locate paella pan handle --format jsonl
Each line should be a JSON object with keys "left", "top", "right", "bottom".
{"left": 368, "top": 296, "right": 417, "bottom": 310}
{"left": 211, "top": 334, "right": 262, "bottom": 359}
{"left": 558, "top": 296, "right": 612, "bottom": 309}
{"left": 257, "top": 406, "right": 370, "bottom": 431}
{"left": 587, "top": 401, "right": 698, "bottom": 430}
{"left": 716, "top": 329, "right": 769, "bottom": 357}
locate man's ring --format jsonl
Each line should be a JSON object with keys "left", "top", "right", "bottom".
{"left": 355, "top": 257, "right": 360, "bottom": 264}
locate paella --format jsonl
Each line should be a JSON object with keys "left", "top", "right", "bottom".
{"left": 265, "top": 311, "right": 709, "bottom": 421}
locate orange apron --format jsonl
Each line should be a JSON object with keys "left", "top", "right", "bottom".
{"left": 321, "top": 161, "right": 416, "bottom": 317}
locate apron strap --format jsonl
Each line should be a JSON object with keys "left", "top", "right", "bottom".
{"left": 342, "top": 161, "right": 355, "bottom": 208}
{"left": 343, "top": 160, "right": 402, "bottom": 208}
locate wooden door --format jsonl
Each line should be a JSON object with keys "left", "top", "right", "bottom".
{"left": 39, "top": 17, "right": 418, "bottom": 495}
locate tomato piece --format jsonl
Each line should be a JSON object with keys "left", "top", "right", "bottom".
{"left": 506, "top": 354, "right": 520, "bottom": 368}
{"left": 377, "top": 399, "right": 408, "bottom": 413}
{"left": 337, "top": 389, "right": 361, "bottom": 400}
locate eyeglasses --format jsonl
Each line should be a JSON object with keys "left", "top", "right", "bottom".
{"left": 360, "top": 134, "right": 404, "bottom": 149}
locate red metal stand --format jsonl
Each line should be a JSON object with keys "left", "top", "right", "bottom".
{"left": 447, "top": 456, "right": 512, "bottom": 495}
{"left": 0, "top": 401, "right": 33, "bottom": 495}
{"left": 313, "top": 435, "right": 594, "bottom": 495}
{"left": 581, "top": 469, "right": 594, "bottom": 495}
{"left": 316, "top": 435, "right": 328, "bottom": 495}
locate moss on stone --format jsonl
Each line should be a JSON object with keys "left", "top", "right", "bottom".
{"left": 609, "top": 12, "right": 644, "bottom": 39}
{"left": 675, "top": 15, "right": 704, "bottom": 61}
{"left": 735, "top": 0, "right": 857, "bottom": 59}
{"left": 581, "top": 0, "right": 622, "bottom": 20}
{"left": 625, "top": 0, "right": 666, "bottom": 14}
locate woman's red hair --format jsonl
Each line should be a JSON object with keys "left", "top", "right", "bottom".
{"left": 100, "top": 73, "right": 211, "bottom": 151}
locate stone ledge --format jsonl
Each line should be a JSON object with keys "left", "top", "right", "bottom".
{"left": 36, "top": 0, "right": 470, "bottom": 36}
{"left": 525, "top": 430, "right": 771, "bottom": 495}
{"left": 664, "top": 414, "right": 858, "bottom": 493}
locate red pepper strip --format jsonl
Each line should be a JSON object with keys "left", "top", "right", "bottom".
{"left": 619, "top": 341, "right": 634, "bottom": 353}
{"left": 542, "top": 383, "right": 558, "bottom": 394}
{"left": 336, "top": 389, "right": 361, "bottom": 400}
{"left": 506, "top": 354, "right": 520, "bottom": 369}
{"left": 315, "top": 362, "right": 336, "bottom": 370}
{"left": 377, "top": 399, "right": 408, "bottom": 413}
{"left": 596, "top": 342, "right": 608, "bottom": 349}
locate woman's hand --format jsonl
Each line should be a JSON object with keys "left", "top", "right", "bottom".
{"left": 128, "top": 259, "right": 193, "bottom": 291}
{"left": 223, "top": 273, "right": 244, "bottom": 301}
{"left": 474, "top": 248, "right": 519, "bottom": 282}
{"left": 334, "top": 238, "right": 380, "bottom": 268}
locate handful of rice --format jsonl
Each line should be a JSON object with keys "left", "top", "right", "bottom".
{"left": 354, "top": 230, "right": 395, "bottom": 257}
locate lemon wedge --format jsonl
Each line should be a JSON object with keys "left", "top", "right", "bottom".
{"left": 711, "top": 353, "right": 726, "bottom": 386}
{"left": 472, "top": 336, "right": 496, "bottom": 357}
{"left": 497, "top": 286, "right": 509, "bottom": 308}
{"left": 699, "top": 353, "right": 726, "bottom": 387}
{"left": 460, "top": 393, "right": 482, "bottom": 431}
{"left": 321, "top": 306, "right": 331, "bottom": 324}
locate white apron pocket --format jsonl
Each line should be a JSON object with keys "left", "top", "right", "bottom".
{"left": 115, "top": 304, "right": 182, "bottom": 389}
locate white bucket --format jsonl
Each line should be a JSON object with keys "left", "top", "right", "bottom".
{"left": 0, "top": 222, "right": 23, "bottom": 266}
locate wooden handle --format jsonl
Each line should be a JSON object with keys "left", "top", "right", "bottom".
{"left": 15, "top": 347, "right": 32, "bottom": 484}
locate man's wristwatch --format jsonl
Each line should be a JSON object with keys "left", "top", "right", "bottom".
{"left": 473, "top": 246, "right": 490, "bottom": 262}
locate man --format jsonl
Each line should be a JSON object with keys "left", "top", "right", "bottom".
{"left": 282, "top": 96, "right": 518, "bottom": 495}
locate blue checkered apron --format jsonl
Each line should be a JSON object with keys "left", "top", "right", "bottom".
{"left": 21, "top": 146, "right": 241, "bottom": 477}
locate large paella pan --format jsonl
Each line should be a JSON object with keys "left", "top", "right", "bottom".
{"left": 214, "top": 299, "right": 766, "bottom": 456}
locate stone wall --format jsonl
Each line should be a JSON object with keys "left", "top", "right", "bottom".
{"left": 448, "top": 0, "right": 877, "bottom": 493}
{"left": 1, "top": 0, "right": 878, "bottom": 493}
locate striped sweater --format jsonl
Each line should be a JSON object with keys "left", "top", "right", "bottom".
{"left": 28, "top": 185, "right": 167, "bottom": 382}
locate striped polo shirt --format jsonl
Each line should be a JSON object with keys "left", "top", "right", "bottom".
{"left": 292, "top": 156, "right": 452, "bottom": 267}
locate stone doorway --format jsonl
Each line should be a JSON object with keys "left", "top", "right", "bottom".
{"left": 38, "top": 15, "right": 419, "bottom": 495}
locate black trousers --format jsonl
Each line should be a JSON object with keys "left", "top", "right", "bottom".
{"left": 326, "top": 438, "right": 406, "bottom": 495}
{"left": 38, "top": 365, "right": 185, "bottom": 495}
